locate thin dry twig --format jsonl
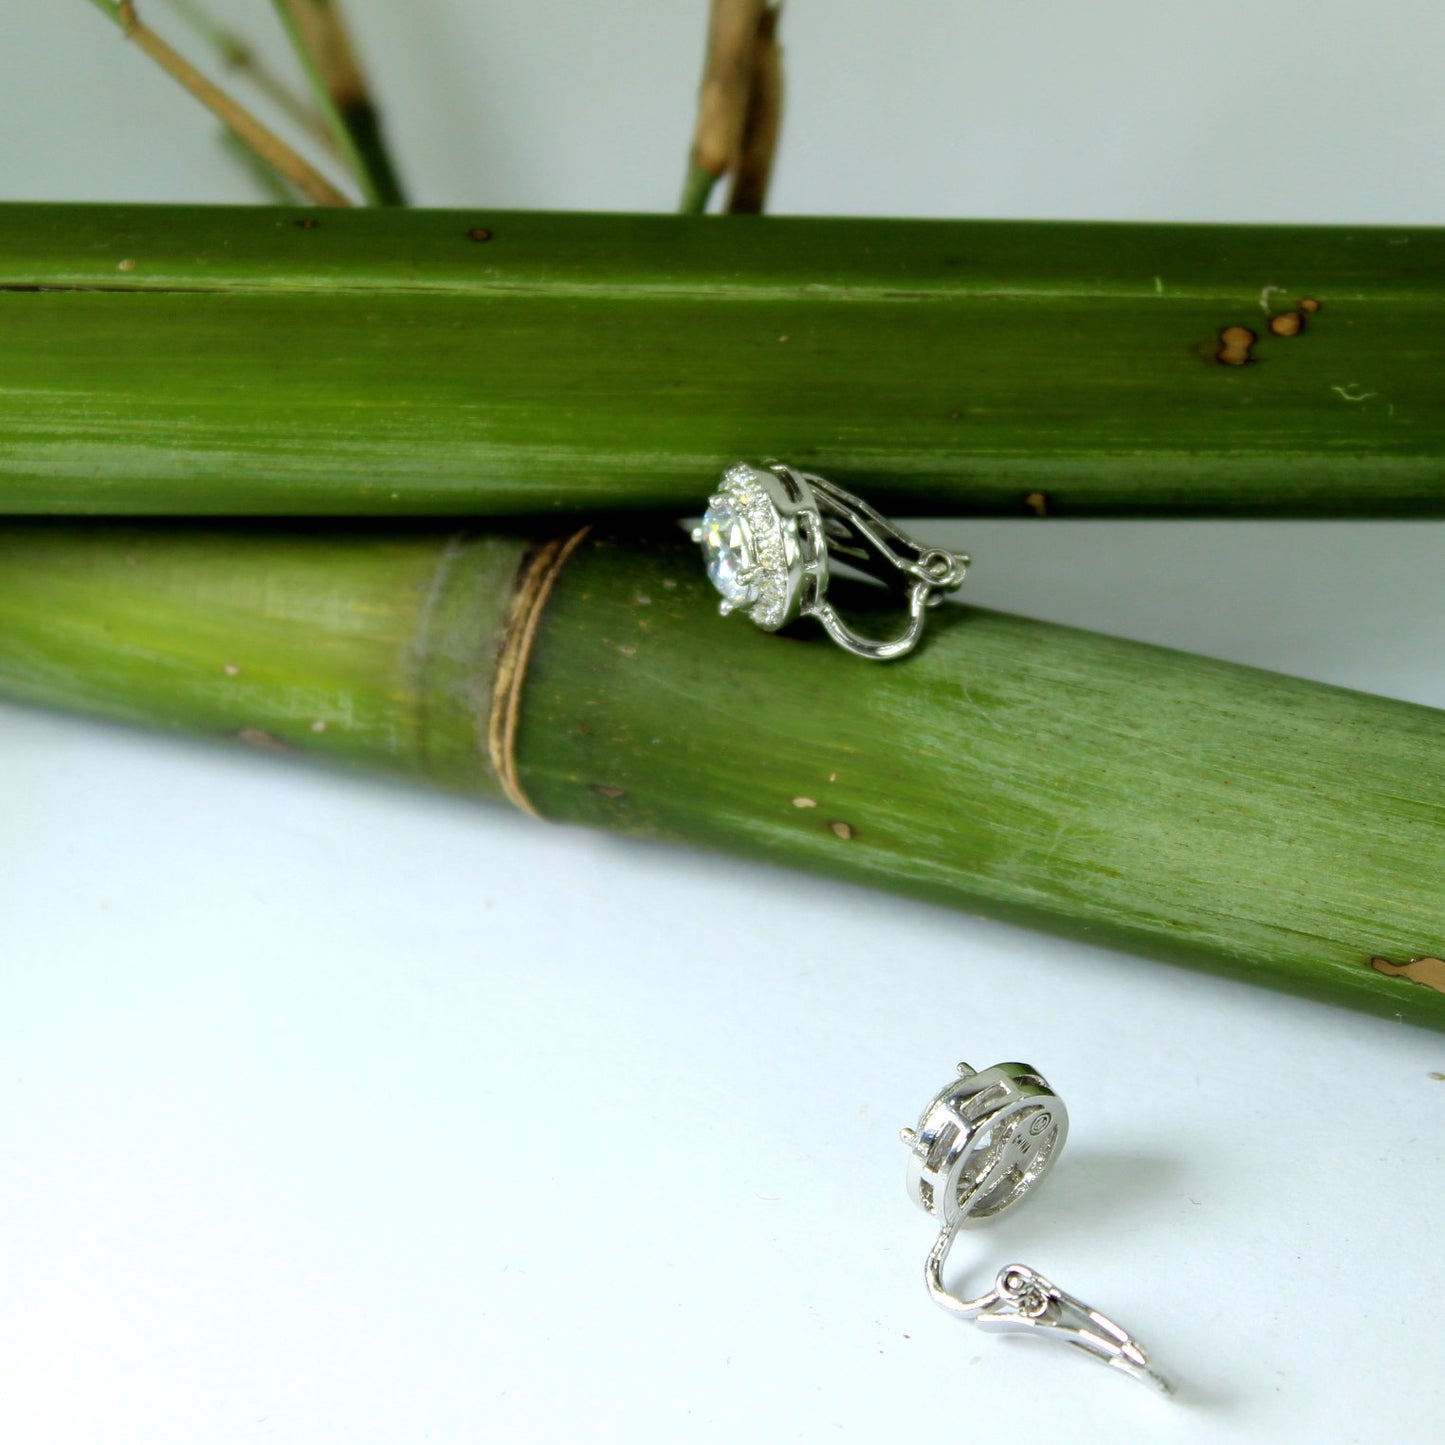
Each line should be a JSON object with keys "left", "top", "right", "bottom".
{"left": 682, "top": 1, "right": 784, "bottom": 214}
{"left": 682, "top": 0, "right": 764, "bottom": 212}
{"left": 727, "top": 5, "right": 782, "bottom": 214}
{"left": 219, "top": 129, "right": 304, "bottom": 204}
{"left": 86, "top": 0, "right": 352, "bottom": 207}
{"left": 158, "top": 0, "right": 334, "bottom": 148}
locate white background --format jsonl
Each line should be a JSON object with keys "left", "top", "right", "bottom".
{"left": 4, "top": 3, "right": 1445, "bottom": 1442}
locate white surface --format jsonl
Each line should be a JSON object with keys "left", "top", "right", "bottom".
{"left": 3, "top": 4, "right": 1445, "bottom": 1443}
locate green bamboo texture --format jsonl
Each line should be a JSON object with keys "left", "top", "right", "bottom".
{"left": 1, "top": 521, "right": 1442, "bottom": 1028}
{"left": 1, "top": 204, "right": 1443, "bottom": 516}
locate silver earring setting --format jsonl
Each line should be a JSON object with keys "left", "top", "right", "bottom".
{"left": 693, "top": 461, "right": 968, "bottom": 661}
{"left": 901, "top": 1061, "right": 1173, "bottom": 1394}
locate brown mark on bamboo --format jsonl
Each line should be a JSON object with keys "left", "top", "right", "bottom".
{"left": 487, "top": 526, "right": 593, "bottom": 818}
{"left": 1216, "top": 325, "right": 1256, "bottom": 366}
{"left": 117, "top": 258, "right": 137, "bottom": 273}
{"left": 294, "top": 217, "right": 320, "bottom": 230}
{"left": 591, "top": 784, "right": 627, "bottom": 800}
{"left": 1023, "top": 492, "right": 1050, "bottom": 518}
{"left": 829, "top": 821, "right": 856, "bottom": 840}
{"left": 1269, "top": 310, "right": 1305, "bottom": 337}
{"left": 229, "top": 727, "right": 298, "bottom": 754}
{"left": 468, "top": 226, "right": 494, "bottom": 243}
{"left": 1299, "top": 297, "right": 1321, "bottom": 314}
{"left": 1371, "top": 955, "right": 1445, "bottom": 993}
{"left": 793, "top": 796, "right": 817, "bottom": 809}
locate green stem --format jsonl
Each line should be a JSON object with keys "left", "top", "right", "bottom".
{"left": 2, "top": 203, "right": 1443, "bottom": 517}
{"left": 680, "top": 160, "right": 719, "bottom": 215}
{"left": 269, "top": 0, "right": 407, "bottom": 206}
{"left": 0, "top": 520, "right": 1442, "bottom": 1029}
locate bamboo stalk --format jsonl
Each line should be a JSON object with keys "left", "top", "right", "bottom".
{"left": 0, "top": 521, "right": 1442, "bottom": 1029}
{"left": 2, "top": 203, "right": 1442, "bottom": 517}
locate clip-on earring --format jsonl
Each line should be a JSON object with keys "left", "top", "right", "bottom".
{"left": 901, "top": 1061, "right": 1173, "bottom": 1394}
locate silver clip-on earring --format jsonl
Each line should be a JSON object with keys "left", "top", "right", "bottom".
{"left": 900, "top": 1062, "right": 1173, "bottom": 1395}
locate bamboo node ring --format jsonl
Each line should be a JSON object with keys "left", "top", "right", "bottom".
{"left": 487, "top": 525, "right": 592, "bottom": 817}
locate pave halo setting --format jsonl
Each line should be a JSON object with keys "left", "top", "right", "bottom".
{"left": 696, "top": 470, "right": 791, "bottom": 628}
{"left": 692, "top": 461, "right": 968, "bottom": 661}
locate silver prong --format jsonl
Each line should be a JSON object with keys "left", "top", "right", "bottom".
{"left": 691, "top": 525, "right": 704, "bottom": 542}
{"left": 900, "top": 1126, "right": 918, "bottom": 1145}
{"left": 718, "top": 600, "right": 733, "bottom": 617}
{"left": 956, "top": 1061, "right": 975, "bottom": 1077}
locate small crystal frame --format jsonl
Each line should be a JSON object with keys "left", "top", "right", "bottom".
{"left": 694, "top": 463, "right": 817, "bottom": 631}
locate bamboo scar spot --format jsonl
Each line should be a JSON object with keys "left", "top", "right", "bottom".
{"left": 229, "top": 727, "right": 298, "bottom": 754}
{"left": 1216, "top": 325, "right": 1256, "bottom": 366}
{"left": 487, "top": 525, "right": 592, "bottom": 818}
{"left": 1371, "top": 955, "right": 1445, "bottom": 994}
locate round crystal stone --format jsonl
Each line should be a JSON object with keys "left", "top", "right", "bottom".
{"left": 699, "top": 497, "right": 760, "bottom": 605}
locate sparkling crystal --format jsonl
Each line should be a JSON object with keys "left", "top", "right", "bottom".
{"left": 699, "top": 498, "right": 760, "bottom": 605}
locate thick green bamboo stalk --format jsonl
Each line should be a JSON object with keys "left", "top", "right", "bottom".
{"left": 2, "top": 204, "right": 1443, "bottom": 516}
{"left": 1, "top": 521, "right": 1442, "bottom": 1028}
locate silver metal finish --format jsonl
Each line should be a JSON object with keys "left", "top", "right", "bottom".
{"left": 692, "top": 461, "right": 968, "bottom": 660}
{"left": 901, "top": 1062, "right": 1173, "bottom": 1394}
